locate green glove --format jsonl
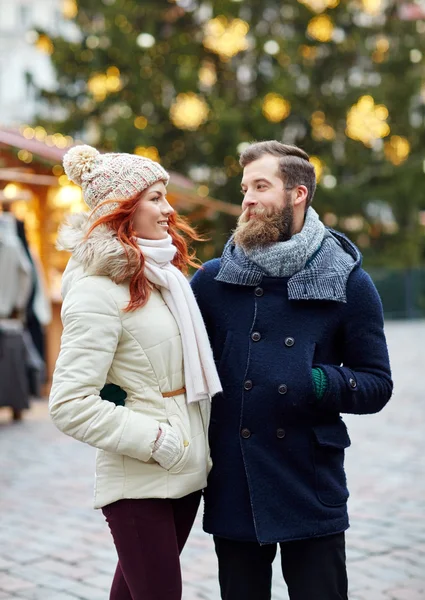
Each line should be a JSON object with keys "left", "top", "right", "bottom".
{"left": 100, "top": 383, "right": 127, "bottom": 406}
{"left": 311, "top": 368, "right": 328, "bottom": 400}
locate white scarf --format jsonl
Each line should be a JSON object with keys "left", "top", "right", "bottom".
{"left": 136, "top": 235, "right": 222, "bottom": 404}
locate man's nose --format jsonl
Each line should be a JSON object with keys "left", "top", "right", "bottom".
{"left": 242, "top": 192, "right": 257, "bottom": 210}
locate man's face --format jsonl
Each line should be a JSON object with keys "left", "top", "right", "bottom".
{"left": 240, "top": 154, "right": 288, "bottom": 214}
{"left": 234, "top": 154, "right": 294, "bottom": 250}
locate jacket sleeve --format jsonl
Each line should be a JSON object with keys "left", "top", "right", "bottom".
{"left": 49, "top": 278, "right": 159, "bottom": 462}
{"left": 315, "top": 269, "right": 393, "bottom": 415}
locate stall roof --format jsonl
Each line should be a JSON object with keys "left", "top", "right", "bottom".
{"left": 0, "top": 127, "right": 240, "bottom": 216}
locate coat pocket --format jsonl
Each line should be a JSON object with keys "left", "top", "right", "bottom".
{"left": 164, "top": 413, "right": 191, "bottom": 474}
{"left": 164, "top": 395, "right": 193, "bottom": 474}
{"left": 311, "top": 422, "right": 351, "bottom": 507}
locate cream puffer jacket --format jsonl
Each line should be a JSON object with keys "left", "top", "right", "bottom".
{"left": 49, "top": 213, "right": 211, "bottom": 509}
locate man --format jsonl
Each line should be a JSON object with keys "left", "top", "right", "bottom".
{"left": 190, "top": 141, "right": 393, "bottom": 600}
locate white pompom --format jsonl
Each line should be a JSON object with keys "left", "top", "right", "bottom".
{"left": 63, "top": 145, "right": 100, "bottom": 185}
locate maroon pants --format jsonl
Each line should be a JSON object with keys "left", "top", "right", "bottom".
{"left": 102, "top": 491, "right": 202, "bottom": 600}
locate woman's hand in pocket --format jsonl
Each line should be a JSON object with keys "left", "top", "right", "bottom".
{"left": 152, "top": 423, "right": 183, "bottom": 470}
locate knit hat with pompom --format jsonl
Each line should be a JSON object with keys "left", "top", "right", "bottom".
{"left": 63, "top": 145, "right": 169, "bottom": 218}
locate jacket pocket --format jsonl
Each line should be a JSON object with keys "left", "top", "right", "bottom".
{"left": 163, "top": 394, "right": 194, "bottom": 475}
{"left": 311, "top": 422, "right": 351, "bottom": 507}
{"left": 164, "top": 413, "right": 191, "bottom": 474}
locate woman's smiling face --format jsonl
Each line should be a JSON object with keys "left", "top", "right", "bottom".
{"left": 132, "top": 181, "right": 174, "bottom": 240}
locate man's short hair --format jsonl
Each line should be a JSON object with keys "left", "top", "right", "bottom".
{"left": 239, "top": 141, "right": 317, "bottom": 209}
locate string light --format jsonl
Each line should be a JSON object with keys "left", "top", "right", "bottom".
{"left": 52, "top": 165, "right": 64, "bottom": 176}
{"left": 17, "top": 150, "right": 33, "bottom": 163}
{"left": 53, "top": 184, "right": 82, "bottom": 208}
{"left": 197, "top": 185, "right": 209, "bottom": 197}
{"left": 3, "top": 184, "right": 20, "bottom": 199}
{"left": 22, "top": 127, "right": 35, "bottom": 139}
{"left": 34, "top": 126, "right": 47, "bottom": 141}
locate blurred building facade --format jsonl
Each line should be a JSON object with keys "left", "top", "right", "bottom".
{"left": 0, "top": 0, "right": 78, "bottom": 126}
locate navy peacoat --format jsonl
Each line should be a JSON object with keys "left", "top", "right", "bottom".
{"left": 191, "top": 231, "right": 393, "bottom": 544}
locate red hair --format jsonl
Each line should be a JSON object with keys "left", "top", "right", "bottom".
{"left": 87, "top": 195, "right": 204, "bottom": 312}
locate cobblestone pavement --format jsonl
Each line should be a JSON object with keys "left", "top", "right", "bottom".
{"left": 0, "top": 320, "right": 424, "bottom": 599}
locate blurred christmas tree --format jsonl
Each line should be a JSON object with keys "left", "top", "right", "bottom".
{"left": 35, "top": 0, "right": 425, "bottom": 266}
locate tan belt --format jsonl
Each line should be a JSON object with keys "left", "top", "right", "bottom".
{"left": 162, "top": 387, "right": 186, "bottom": 398}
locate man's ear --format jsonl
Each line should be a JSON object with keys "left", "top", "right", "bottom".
{"left": 293, "top": 185, "right": 308, "bottom": 209}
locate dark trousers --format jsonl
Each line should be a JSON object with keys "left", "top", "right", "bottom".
{"left": 102, "top": 491, "right": 201, "bottom": 600}
{"left": 214, "top": 532, "right": 348, "bottom": 600}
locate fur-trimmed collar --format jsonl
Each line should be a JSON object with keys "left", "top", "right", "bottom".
{"left": 57, "top": 212, "right": 139, "bottom": 284}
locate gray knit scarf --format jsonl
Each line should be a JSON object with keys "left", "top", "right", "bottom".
{"left": 243, "top": 207, "right": 325, "bottom": 278}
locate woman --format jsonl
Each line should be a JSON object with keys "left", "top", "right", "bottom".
{"left": 49, "top": 145, "right": 222, "bottom": 600}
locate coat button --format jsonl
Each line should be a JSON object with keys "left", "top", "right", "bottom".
{"left": 241, "top": 428, "right": 251, "bottom": 439}
{"left": 244, "top": 380, "right": 253, "bottom": 391}
{"left": 276, "top": 428, "right": 286, "bottom": 439}
{"left": 251, "top": 331, "right": 261, "bottom": 342}
{"left": 284, "top": 337, "right": 295, "bottom": 347}
{"left": 349, "top": 378, "right": 357, "bottom": 389}
{"left": 254, "top": 287, "right": 264, "bottom": 297}
{"left": 278, "top": 384, "right": 288, "bottom": 395}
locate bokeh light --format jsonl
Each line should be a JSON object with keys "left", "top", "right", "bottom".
{"left": 35, "top": 34, "right": 54, "bottom": 55}
{"left": 134, "top": 146, "right": 160, "bottom": 161}
{"left": 199, "top": 61, "right": 217, "bottom": 88}
{"left": 362, "top": 0, "right": 384, "bottom": 16}
{"left": 346, "top": 95, "right": 390, "bottom": 146}
{"left": 307, "top": 15, "right": 334, "bottom": 42}
{"left": 310, "top": 156, "right": 325, "bottom": 182}
{"left": 384, "top": 136, "right": 410, "bottom": 165}
{"left": 298, "top": 0, "right": 339, "bottom": 13}
{"left": 170, "top": 93, "right": 209, "bottom": 131}
{"left": 262, "top": 93, "right": 291, "bottom": 123}
{"left": 62, "top": 0, "right": 78, "bottom": 19}
{"left": 87, "top": 67, "right": 123, "bottom": 102}
{"left": 311, "top": 111, "right": 336, "bottom": 141}
{"left": 203, "top": 16, "right": 249, "bottom": 61}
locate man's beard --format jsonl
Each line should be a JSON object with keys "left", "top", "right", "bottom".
{"left": 233, "top": 203, "right": 294, "bottom": 251}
